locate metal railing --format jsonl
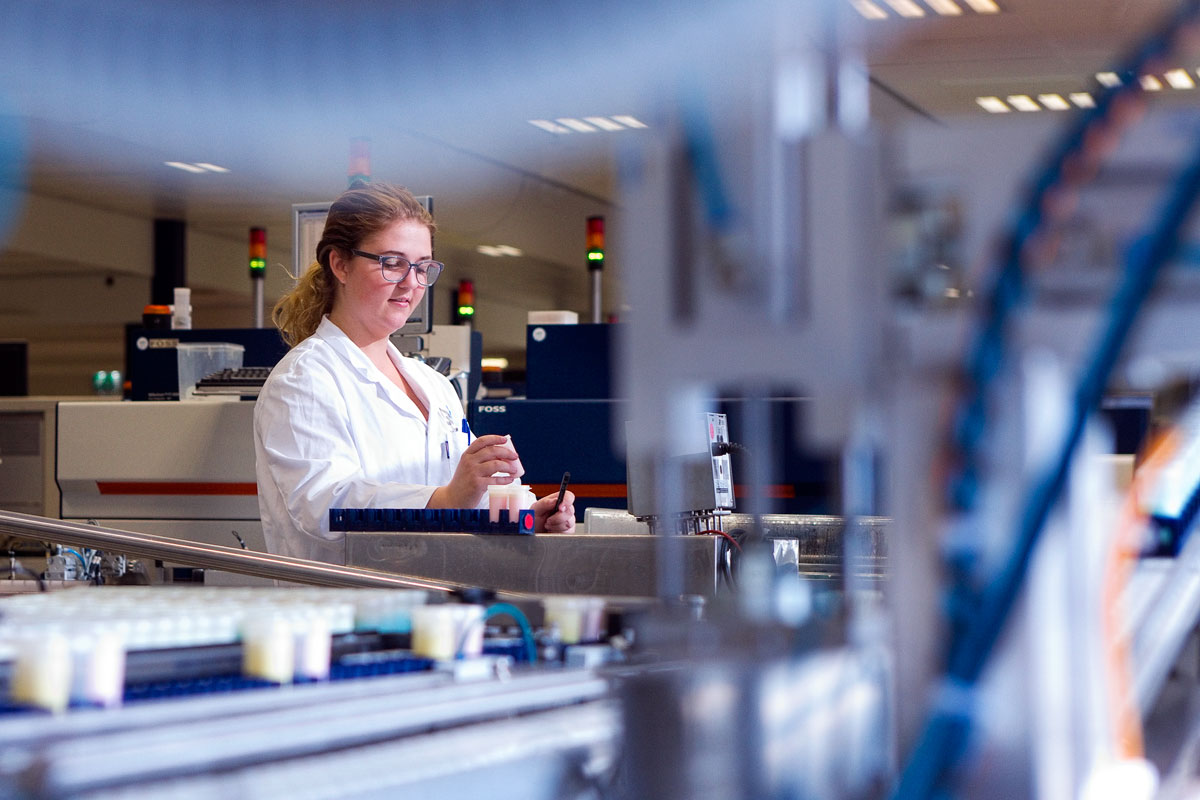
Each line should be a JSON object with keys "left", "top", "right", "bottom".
{"left": 0, "top": 509, "right": 470, "bottom": 592}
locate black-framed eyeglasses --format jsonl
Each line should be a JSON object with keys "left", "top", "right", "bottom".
{"left": 351, "top": 249, "right": 444, "bottom": 286}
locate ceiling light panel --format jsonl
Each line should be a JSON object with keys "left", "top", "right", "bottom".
{"left": 849, "top": 0, "right": 888, "bottom": 18}
{"left": 979, "top": 65, "right": 1200, "bottom": 114}
{"left": 924, "top": 0, "right": 963, "bottom": 15}
{"left": 882, "top": 0, "right": 925, "bottom": 17}
{"left": 165, "top": 161, "right": 230, "bottom": 173}
{"left": 165, "top": 162, "right": 207, "bottom": 173}
{"left": 1007, "top": 95, "right": 1039, "bottom": 112}
{"left": 583, "top": 116, "right": 624, "bottom": 131}
{"left": 1165, "top": 68, "right": 1195, "bottom": 89}
{"left": 610, "top": 115, "right": 648, "bottom": 129}
{"left": 556, "top": 118, "right": 598, "bottom": 133}
{"left": 851, "top": 0, "right": 999, "bottom": 18}
{"left": 476, "top": 244, "right": 523, "bottom": 257}
{"left": 529, "top": 116, "right": 648, "bottom": 134}
{"left": 976, "top": 96, "right": 1009, "bottom": 113}
{"left": 529, "top": 119, "right": 570, "bottom": 134}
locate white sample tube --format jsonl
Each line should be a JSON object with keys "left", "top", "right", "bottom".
{"left": 543, "top": 596, "right": 606, "bottom": 644}
{"left": 241, "top": 616, "right": 295, "bottom": 684}
{"left": 70, "top": 629, "right": 126, "bottom": 707}
{"left": 172, "top": 287, "right": 192, "bottom": 330}
{"left": 412, "top": 604, "right": 485, "bottom": 660}
{"left": 292, "top": 614, "right": 332, "bottom": 681}
{"left": 11, "top": 631, "right": 72, "bottom": 712}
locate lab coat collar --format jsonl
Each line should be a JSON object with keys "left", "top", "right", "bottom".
{"left": 314, "top": 316, "right": 428, "bottom": 418}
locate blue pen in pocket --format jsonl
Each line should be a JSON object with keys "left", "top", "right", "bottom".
{"left": 461, "top": 418, "right": 472, "bottom": 444}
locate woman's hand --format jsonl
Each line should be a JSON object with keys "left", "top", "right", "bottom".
{"left": 428, "top": 434, "right": 524, "bottom": 508}
{"left": 532, "top": 490, "right": 576, "bottom": 533}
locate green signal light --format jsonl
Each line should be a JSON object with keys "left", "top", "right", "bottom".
{"left": 250, "top": 258, "right": 265, "bottom": 272}
{"left": 457, "top": 305, "right": 475, "bottom": 316}
{"left": 587, "top": 250, "right": 604, "bottom": 261}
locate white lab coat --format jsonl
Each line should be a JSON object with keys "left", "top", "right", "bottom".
{"left": 254, "top": 316, "right": 499, "bottom": 563}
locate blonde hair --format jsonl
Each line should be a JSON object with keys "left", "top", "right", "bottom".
{"left": 272, "top": 182, "right": 436, "bottom": 347}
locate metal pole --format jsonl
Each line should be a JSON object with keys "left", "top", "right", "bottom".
{"left": 253, "top": 276, "right": 265, "bottom": 328}
{"left": 0, "top": 510, "right": 475, "bottom": 593}
{"left": 590, "top": 269, "right": 602, "bottom": 324}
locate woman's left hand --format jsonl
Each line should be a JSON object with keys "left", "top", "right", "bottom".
{"left": 532, "top": 490, "right": 576, "bottom": 533}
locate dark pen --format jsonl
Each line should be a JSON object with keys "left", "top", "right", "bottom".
{"left": 555, "top": 471, "right": 571, "bottom": 512}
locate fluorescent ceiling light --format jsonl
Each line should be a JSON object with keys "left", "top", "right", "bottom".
{"left": 961, "top": 0, "right": 1000, "bottom": 11}
{"left": 849, "top": 0, "right": 888, "bottom": 18}
{"left": 477, "top": 244, "right": 523, "bottom": 257}
{"left": 556, "top": 118, "right": 598, "bottom": 133}
{"left": 1007, "top": 94, "right": 1039, "bottom": 111}
{"left": 1069, "top": 92, "right": 1095, "bottom": 108}
{"left": 528, "top": 119, "right": 571, "bottom": 134}
{"left": 976, "top": 96, "right": 1010, "bottom": 113}
{"left": 532, "top": 115, "right": 646, "bottom": 133}
{"left": 610, "top": 115, "right": 648, "bottom": 129}
{"left": 1096, "top": 72, "right": 1122, "bottom": 88}
{"left": 1037, "top": 93, "right": 1070, "bottom": 110}
{"left": 583, "top": 116, "right": 624, "bottom": 131}
{"left": 194, "top": 162, "right": 229, "bottom": 173}
{"left": 1139, "top": 74, "right": 1163, "bottom": 91}
{"left": 925, "top": 0, "right": 963, "bottom": 15}
{"left": 1165, "top": 68, "right": 1195, "bottom": 88}
{"left": 165, "top": 161, "right": 206, "bottom": 173}
{"left": 882, "top": 0, "right": 925, "bottom": 17}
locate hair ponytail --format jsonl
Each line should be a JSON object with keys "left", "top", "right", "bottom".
{"left": 272, "top": 260, "right": 335, "bottom": 347}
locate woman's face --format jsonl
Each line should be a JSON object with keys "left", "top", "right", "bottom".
{"left": 330, "top": 218, "right": 432, "bottom": 342}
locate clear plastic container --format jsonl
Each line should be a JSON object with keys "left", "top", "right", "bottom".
{"left": 176, "top": 342, "right": 244, "bottom": 400}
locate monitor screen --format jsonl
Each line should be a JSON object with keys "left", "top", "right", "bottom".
{"left": 291, "top": 195, "right": 434, "bottom": 336}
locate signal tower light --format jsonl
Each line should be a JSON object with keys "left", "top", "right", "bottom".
{"left": 456, "top": 279, "right": 476, "bottom": 324}
{"left": 586, "top": 216, "right": 605, "bottom": 268}
{"left": 249, "top": 227, "right": 266, "bottom": 277}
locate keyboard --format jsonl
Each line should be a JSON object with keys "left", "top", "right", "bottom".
{"left": 193, "top": 366, "right": 272, "bottom": 396}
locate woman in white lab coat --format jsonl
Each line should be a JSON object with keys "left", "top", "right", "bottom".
{"left": 254, "top": 182, "right": 575, "bottom": 563}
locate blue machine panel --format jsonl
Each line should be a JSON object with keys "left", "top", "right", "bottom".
{"left": 525, "top": 323, "right": 614, "bottom": 400}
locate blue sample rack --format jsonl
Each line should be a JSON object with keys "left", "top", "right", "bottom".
{"left": 329, "top": 507, "right": 535, "bottom": 535}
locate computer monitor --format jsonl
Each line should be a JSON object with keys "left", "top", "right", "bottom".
{"left": 291, "top": 195, "right": 434, "bottom": 336}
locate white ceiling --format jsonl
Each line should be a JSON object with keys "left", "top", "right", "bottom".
{"left": 0, "top": 0, "right": 1193, "bottom": 295}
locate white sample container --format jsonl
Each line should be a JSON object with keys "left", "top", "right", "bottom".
{"left": 411, "top": 604, "right": 485, "bottom": 661}
{"left": 543, "top": 596, "right": 607, "bottom": 645}
{"left": 487, "top": 483, "right": 530, "bottom": 523}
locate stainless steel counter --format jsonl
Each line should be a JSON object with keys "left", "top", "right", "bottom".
{"left": 345, "top": 532, "right": 723, "bottom": 597}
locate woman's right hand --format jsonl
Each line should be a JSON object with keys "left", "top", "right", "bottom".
{"left": 429, "top": 434, "right": 525, "bottom": 508}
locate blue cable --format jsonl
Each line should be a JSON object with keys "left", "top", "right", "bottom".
{"left": 895, "top": 86, "right": 1200, "bottom": 800}
{"left": 61, "top": 548, "right": 87, "bottom": 571}
{"left": 949, "top": 2, "right": 1200, "bottom": 512}
{"left": 898, "top": 3, "right": 1200, "bottom": 796}
{"left": 485, "top": 602, "right": 538, "bottom": 663}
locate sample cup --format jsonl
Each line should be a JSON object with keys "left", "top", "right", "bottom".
{"left": 543, "top": 596, "right": 607, "bottom": 645}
